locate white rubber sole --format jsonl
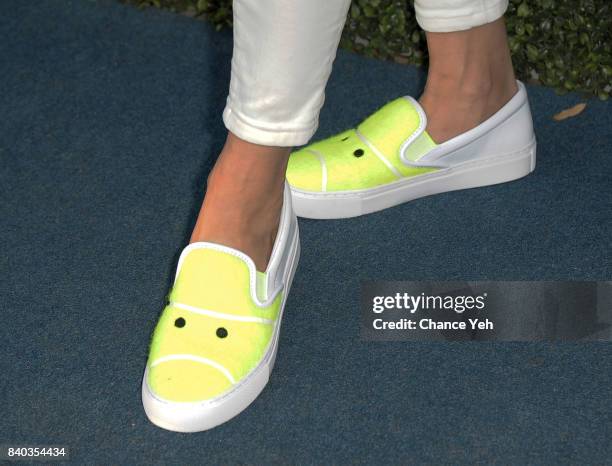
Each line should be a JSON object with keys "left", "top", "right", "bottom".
{"left": 290, "top": 140, "right": 536, "bottom": 219}
{"left": 141, "top": 227, "right": 300, "bottom": 433}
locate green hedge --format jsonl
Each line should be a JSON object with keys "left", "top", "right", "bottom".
{"left": 125, "top": 0, "right": 612, "bottom": 99}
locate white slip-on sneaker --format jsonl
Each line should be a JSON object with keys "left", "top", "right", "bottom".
{"left": 141, "top": 184, "right": 300, "bottom": 432}
{"left": 287, "top": 81, "right": 536, "bottom": 219}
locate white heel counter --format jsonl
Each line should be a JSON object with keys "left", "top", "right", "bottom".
{"left": 420, "top": 82, "right": 536, "bottom": 168}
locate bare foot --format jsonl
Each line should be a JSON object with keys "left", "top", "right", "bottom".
{"left": 190, "top": 133, "right": 291, "bottom": 271}
{"left": 419, "top": 18, "right": 518, "bottom": 143}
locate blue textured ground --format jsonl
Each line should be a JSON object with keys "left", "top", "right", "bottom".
{"left": 1, "top": 1, "right": 611, "bottom": 464}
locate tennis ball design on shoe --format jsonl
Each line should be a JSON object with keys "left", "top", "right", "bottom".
{"left": 146, "top": 247, "right": 282, "bottom": 403}
{"left": 287, "top": 97, "right": 438, "bottom": 193}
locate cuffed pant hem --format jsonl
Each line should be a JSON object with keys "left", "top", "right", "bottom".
{"left": 415, "top": 0, "right": 509, "bottom": 33}
{"left": 222, "top": 106, "right": 317, "bottom": 147}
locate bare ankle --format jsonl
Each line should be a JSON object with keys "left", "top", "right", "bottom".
{"left": 425, "top": 18, "right": 515, "bottom": 93}
{"left": 190, "top": 132, "right": 291, "bottom": 271}
{"left": 419, "top": 18, "right": 518, "bottom": 142}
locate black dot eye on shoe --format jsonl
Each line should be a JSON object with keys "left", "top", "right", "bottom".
{"left": 353, "top": 148, "right": 364, "bottom": 157}
{"left": 174, "top": 317, "right": 186, "bottom": 328}
{"left": 216, "top": 327, "right": 228, "bottom": 339}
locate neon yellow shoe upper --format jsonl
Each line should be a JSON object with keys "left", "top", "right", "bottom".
{"left": 145, "top": 244, "right": 282, "bottom": 403}
{"left": 287, "top": 97, "right": 439, "bottom": 192}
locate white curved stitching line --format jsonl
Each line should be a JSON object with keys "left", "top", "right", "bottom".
{"left": 399, "top": 96, "right": 431, "bottom": 167}
{"left": 354, "top": 129, "right": 403, "bottom": 179}
{"left": 305, "top": 148, "right": 327, "bottom": 192}
{"left": 150, "top": 354, "right": 236, "bottom": 384}
{"left": 170, "top": 301, "right": 275, "bottom": 325}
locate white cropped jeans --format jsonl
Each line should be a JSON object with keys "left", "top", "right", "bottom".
{"left": 222, "top": 0, "right": 509, "bottom": 147}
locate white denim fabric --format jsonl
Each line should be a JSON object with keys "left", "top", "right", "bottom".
{"left": 222, "top": 0, "right": 509, "bottom": 146}
{"left": 414, "top": 0, "right": 509, "bottom": 32}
